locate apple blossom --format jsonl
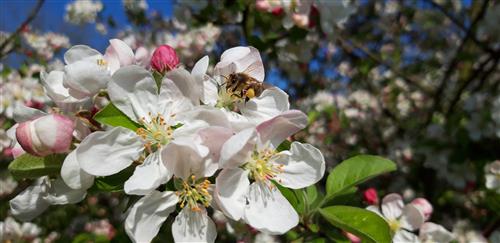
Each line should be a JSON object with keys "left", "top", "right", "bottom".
{"left": 0, "top": 217, "right": 41, "bottom": 242}
{"left": 150, "top": 44, "right": 180, "bottom": 73}
{"left": 419, "top": 222, "right": 454, "bottom": 243}
{"left": 75, "top": 65, "right": 227, "bottom": 195}
{"left": 484, "top": 160, "right": 500, "bottom": 193}
{"left": 411, "top": 198, "right": 433, "bottom": 221}
{"left": 367, "top": 193, "right": 425, "bottom": 242}
{"left": 125, "top": 125, "right": 232, "bottom": 242}
{"left": 214, "top": 111, "right": 325, "bottom": 234}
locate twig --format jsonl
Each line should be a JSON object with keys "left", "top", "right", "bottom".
{"left": 427, "top": 0, "right": 496, "bottom": 54}
{"left": 421, "top": 0, "right": 490, "bottom": 127}
{"left": 336, "top": 35, "right": 430, "bottom": 94}
{"left": 0, "top": 0, "right": 45, "bottom": 58}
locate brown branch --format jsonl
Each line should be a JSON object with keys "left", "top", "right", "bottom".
{"left": 428, "top": 0, "right": 496, "bottom": 54}
{"left": 0, "top": 0, "right": 45, "bottom": 58}
{"left": 421, "top": 0, "right": 490, "bottom": 128}
{"left": 336, "top": 35, "right": 431, "bottom": 94}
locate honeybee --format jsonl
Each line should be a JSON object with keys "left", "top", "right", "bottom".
{"left": 225, "top": 72, "right": 266, "bottom": 101}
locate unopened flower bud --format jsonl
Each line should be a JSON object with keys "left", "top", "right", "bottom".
{"left": 150, "top": 45, "right": 179, "bottom": 74}
{"left": 363, "top": 188, "right": 379, "bottom": 205}
{"left": 411, "top": 198, "right": 433, "bottom": 221}
{"left": 344, "top": 232, "right": 361, "bottom": 243}
{"left": 16, "top": 114, "right": 75, "bottom": 156}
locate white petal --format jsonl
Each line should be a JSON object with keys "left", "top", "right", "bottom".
{"left": 419, "top": 222, "right": 454, "bottom": 243}
{"left": 176, "top": 106, "right": 231, "bottom": 129}
{"left": 399, "top": 204, "right": 425, "bottom": 231}
{"left": 393, "top": 230, "right": 419, "bottom": 243}
{"left": 64, "top": 60, "right": 111, "bottom": 99}
{"left": 256, "top": 110, "right": 308, "bottom": 147}
{"left": 125, "top": 191, "right": 178, "bottom": 243}
{"left": 214, "top": 168, "right": 250, "bottom": 221}
{"left": 64, "top": 45, "right": 102, "bottom": 64}
{"left": 13, "top": 104, "right": 46, "bottom": 123}
{"left": 165, "top": 68, "right": 202, "bottom": 105}
{"left": 274, "top": 142, "right": 325, "bottom": 189}
{"left": 223, "top": 109, "right": 254, "bottom": 131}
{"left": 61, "top": 149, "right": 95, "bottom": 190}
{"left": 43, "top": 178, "right": 87, "bottom": 205}
{"left": 172, "top": 207, "right": 217, "bottom": 243}
{"left": 104, "top": 39, "right": 135, "bottom": 73}
{"left": 134, "top": 46, "right": 150, "bottom": 67}
{"left": 9, "top": 179, "right": 49, "bottom": 221}
{"left": 41, "top": 71, "right": 68, "bottom": 101}
{"left": 124, "top": 151, "right": 172, "bottom": 195}
{"left": 192, "top": 56, "right": 209, "bottom": 80}
{"left": 214, "top": 46, "right": 264, "bottom": 81}
{"left": 381, "top": 193, "right": 404, "bottom": 221}
{"left": 77, "top": 127, "right": 143, "bottom": 176}
{"left": 240, "top": 87, "right": 290, "bottom": 124}
{"left": 161, "top": 136, "right": 210, "bottom": 179}
{"left": 201, "top": 78, "right": 219, "bottom": 106}
{"left": 108, "top": 65, "right": 159, "bottom": 123}
{"left": 243, "top": 182, "right": 299, "bottom": 235}
{"left": 219, "top": 128, "right": 257, "bottom": 168}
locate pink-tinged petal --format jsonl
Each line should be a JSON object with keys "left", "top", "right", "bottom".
{"left": 77, "top": 127, "right": 143, "bottom": 176}
{"left": 411, "top": 198, "right": 433, "bottom": 221}
{"left": 104, "top": 39, "right": 135, "bottom": 73}
{"left": 214, "top": 46, "right": 264, "bottom": 81}
{"left": 419, "top": 222, "right": 454, "bottom": 243}
{"left": 274, "top": 142, "right": 325, "bottom": 189}
{"left": 64, "top": 45, "right": 102, "bottom": 64}
{"left": 172, "top": 207, "right": 217, "bottom": 243}
{"left": 50, "top": 114, "right": 76, "bottom": 153}
{"left": 125, "top": 191, "right": 178, "bottom": 243}
{"left": 399, "top": 204, "right": 425, "bottom": 231}
{"left": 108, "top": 65, "right": 159, "bottom": 123}
{"left": 243, "top": 182, "right": 299, "bottom": 235}
{"left": 134, "top": 46, "right": 150, "bottom": 67}
{"left": 219, "top": 128, "right": 257, "bottom": 169}
{"left": 164, "top": 68, "right": 202, "bottom": 105}
{"left": 381, "top": 193, "right": 404, "bottom": 221}
{"left": 214, "top": 168, "right": 250, "bottom": 220}
{"left": 256, "top": 110, "right": 307, "bottom": 147}
{"left": 198, "top": 126, "right": 233, "bottom": 162}
{"left": 240, "top": 87, "right": 291, "bottom": 124}
{"left": 9, "top": 179, "right": 50, "bottom": 221}
{"left": 124, "top": 151, "right": 172, "bottom": 195}
{"left": 61, "top": 149, "right": 95, "bottom": 190}
{"left": 16, "top": 121, "right": 40, "bottom": 156}
{"left": 161, "top": 136, "right": 210, "bottom": 179}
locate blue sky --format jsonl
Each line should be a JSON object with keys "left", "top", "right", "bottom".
{"left": 0, "top": 0, "right": 174, "bottom": 65}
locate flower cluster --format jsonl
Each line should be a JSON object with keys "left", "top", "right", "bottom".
{"left": 366, "top": 192, "right": 454, "bottom": 243}
{"left": 6, "top": 43, "right": 325, "bottom": 242}
{"left": 64, "top": 0, "right": 103, "bottom": 25}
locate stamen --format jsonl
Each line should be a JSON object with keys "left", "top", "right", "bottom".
{"left": 176, "top": 177, "right": 212, "bottom": 211}
{"left": 243, "top": 147, "right": 283, "bottom": 185}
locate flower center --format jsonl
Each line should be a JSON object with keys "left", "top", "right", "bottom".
{"left": 176, "top": 175, "right": 212, "bottom": 212}
{"left": 136, "top": 113, "right": 174, "bottom": 153}
{"left": 215, "top": 84, "right": 243, "bottom": 111}
{"left": 97, "top": 58, "right": 107, "bottom": 67}
{"left": 388, "top": 219, "right": 401, "bottom": 232}
{"left": 243, "top": 147, "right": 284, "bottom": 183}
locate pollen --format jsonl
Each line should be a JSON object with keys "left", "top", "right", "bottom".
{"left": 176, "top": 175, "right": 212, "bottom": 211}
{"left": 135, "top": 114, "right": 175, "bottom": 153}
{"left": 243, "top": 147, "right": 283, "bottom": 185}
{"left": 388, "top": 219, "right": 401, "bottom": 232}
{"left": 97, "top": 58, "right": 107, "bottom": 66}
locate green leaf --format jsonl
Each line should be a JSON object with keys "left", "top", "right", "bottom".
{"left": 277, "top": 140, "right": 292, "bottom": 152}
{"left": 319, "top": 206, "right": 392, "bottom": 243}
{"left": 275, "top": 182, "right": 305, "bottom": 214}
{"left": 93, "top": 103, "right": 140, "bottom": 130}
{"left": 8, "top": 153, "right": 65, "bottom": 180}
{"left": 326, "top": 155, "right": 396, "bottom": 197}
{"left": 90, "top": 166, "right": 135, "bottom": 192}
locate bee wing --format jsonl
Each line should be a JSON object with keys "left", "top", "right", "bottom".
{"left": 241, "top": 61, "right": 265, "bottom": 82}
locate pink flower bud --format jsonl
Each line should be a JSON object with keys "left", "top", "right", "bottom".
{"left": 16, "top": 114, "right": 75, "bottom": 156}
{"left": 150, "top": 45, "right": 179, "bottom": 73}
{"left": 363, "top": 188, "right": 379, "bottom": 205}
{"left": 411, "top": 198, "right": 433, "bottom": 221}
{"left": 344, "top": 232, "right": 361, "bottom": 243}
{"left": 255, "top": 0, "right": 271, "bottom": 11}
